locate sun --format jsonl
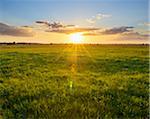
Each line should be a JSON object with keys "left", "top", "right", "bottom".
{"left": 70, "top": 33, "right": 84, "bottom": 43}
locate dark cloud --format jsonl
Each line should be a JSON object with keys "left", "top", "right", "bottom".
{"left": 36, "top": 21, "right": 49, "bottom": 25}
{"left": 36, "top": 20, "right": 75, "bottom": 28}
{"left": 0, "top": 23, "right": 34, "bottom": 37}
{"left": 101, "top": 26, "right": 134, "bottom": 35}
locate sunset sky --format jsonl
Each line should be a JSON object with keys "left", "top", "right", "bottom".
{"left": 0, "top": 0, "right": 149, "bottom": 44}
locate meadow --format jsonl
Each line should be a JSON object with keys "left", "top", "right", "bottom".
{"left": 0, "top": 44, "right": 149, "bottom": 119}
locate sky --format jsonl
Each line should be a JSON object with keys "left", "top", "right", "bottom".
{"left": 0, "top": 0, "right": 149, "bottom": 44}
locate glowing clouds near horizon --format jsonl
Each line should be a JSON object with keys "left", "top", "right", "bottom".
{"left": 69, "top": 33, "right": 84, "bottom": 43}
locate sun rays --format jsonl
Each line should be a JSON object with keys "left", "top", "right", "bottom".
{"left": 51, "top": 43, "right": 95, "bottom": 90}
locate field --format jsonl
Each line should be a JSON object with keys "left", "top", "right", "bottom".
{"left": 0, "top": 44, "right": 149, "bottom": 118}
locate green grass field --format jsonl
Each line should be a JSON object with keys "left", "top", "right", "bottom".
{"left": 0, "top": 44, "right": 149, "bottom": 119}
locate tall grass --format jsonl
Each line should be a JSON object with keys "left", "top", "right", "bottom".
{"left": 0, "top": 44, "right": 149, "bottom": 118}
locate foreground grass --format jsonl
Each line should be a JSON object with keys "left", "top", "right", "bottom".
{"left": 0, "top": 44, "right": 149, "bottom": 118}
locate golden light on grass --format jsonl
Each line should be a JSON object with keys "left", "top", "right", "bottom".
{"left": 70, "top": 33, "right": 84, "bottom": 44}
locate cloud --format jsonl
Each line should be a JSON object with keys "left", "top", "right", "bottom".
{"left": 144, "top": 23, "right": 150, "bottom": 26}
{"left": 44, "top": 24, "right": 146, "bottom": 41}
{"left": 101, "top": 26, "right": 134, "bottom": 35}
{"left": 35, "top": 20, "right": 148, "bottom": 41}
{"left": 0, "top": 23, "right": 34, "bottom": 37}
{"left": 86, "top": 19, "right": 95, "bottom": 24}
{"left": 123, "top": 32, "right": 149, "bottom": 38}
{"left": 83, "top": 32, "right": 99, "bottom": 36}
{"left": 82, "top": 26, "right": 134, "bottom": 36}
{"left": 138, "top": 22, "right": 150, "bottom": 26}
{"left": 45, "top": 27, "right": 99, "bottom": 34}
{"left": 83, "top": 30, "right": 149, "bottom": 41}
{"left": 96, "top": 14, "right": 111, "bottom": 19}
{"left": 118, "top": 32, "right": 149, "bottom": 40}
{"left": 36, "top": 21, "right": 49, "bottom": 26}
{"left": 82, "top": 26, "right": 149, "bottom": 41}
{"left": 86, "top": 13, "right": 111, "bottom": 24}
{"left": 35, "top": 20, "right": 99, "bottom": 34}
{"left": 36, "top": 20, "right": 75, "bottom": 28}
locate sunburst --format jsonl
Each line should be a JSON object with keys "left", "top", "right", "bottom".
{"left": 70, "top": 33, "right": 84, "bottom": 44}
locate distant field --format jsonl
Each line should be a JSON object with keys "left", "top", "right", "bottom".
{"left": 0, "top": 44, "right": 149, "bottom": 118}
